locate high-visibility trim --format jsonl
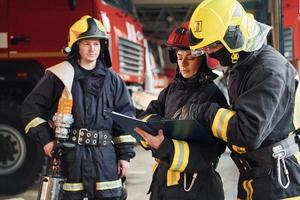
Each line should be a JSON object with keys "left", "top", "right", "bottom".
{"left": 211, "top": 108, "right": 236, "bottom": 142}
{"left": 63, "top": 182, "right": 84, "bottom": 191}
{"left": 282, "top": 196, "right": 300, "bottom": 199}
{"left": 170, "top": 139, "right": 189, "bottom": 172}
{"left": 293, "top": 75, "right": 300, "bottom": 129}
{"left": 152, "top": 161, "right": 159, "bottom": 173}
{"left": 231, "top": 144, "right": 247, "bottom": 154}
{"left": 140, "top": 140, "right": 150, "bottom": 148}
{"left": 96, "top": 179, "right": 122, "bottom": 190}
{"left": 242, "top": 179, "right": 253, "bottom": 200}
{"left": 9, "top": 51, "right": 64, "bottom": 58}
{"left": 141, "top": 114, "right": 156, "bottom": 122}
{"left": 293, "top": 152, "right": 300, "bottom": 165}
{"left": 25, "top": 117, "right": 47, "bottom": 133}
{"left": 113, "top": 135, "right": 136, "bottom": 144}
{"left": 167, "top": 170, "right": 181, "bottom": 186}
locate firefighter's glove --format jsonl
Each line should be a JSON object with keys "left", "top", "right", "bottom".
{"left": 177, "top": 103, "right": 215, "bottom": 126}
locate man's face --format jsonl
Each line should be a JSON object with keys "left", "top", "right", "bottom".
{"left": 78, "top": 38, "right": 101, "bottom": 63}
{"left": 176, "top": 49, "right": 202, "bottom": 79}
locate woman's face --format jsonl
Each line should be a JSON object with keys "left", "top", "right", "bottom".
{"left": 78, "top": 38, "right": 101, "bottom": 63}
{"left": 176, "top": 49, "right": 201, "bottom": 79}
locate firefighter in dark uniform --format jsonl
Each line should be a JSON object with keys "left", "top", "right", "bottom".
{"left": 134, "top": 22, "right": 228, "bottom": 200}
{"left": 183, "top": 0, "right": 300, "bottom": 199}
{"left": 22, "top": 15, "right": 136, "bottom": 200}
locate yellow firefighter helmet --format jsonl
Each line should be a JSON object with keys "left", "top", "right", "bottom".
{"left": 65, "top": 15, "right": 108, "bottom": 52}
{"left": 189, "top": 0, "right": 271, "bottom": 54}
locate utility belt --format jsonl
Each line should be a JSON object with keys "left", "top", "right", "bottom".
{"left": 231, "top": 130, "right": 300, "bottom": 189}
{"left": 69, "top": 128, "right": 112, "bottom": 146}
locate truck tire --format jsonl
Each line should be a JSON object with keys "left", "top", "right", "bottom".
{"left": 0, "top": 101, "right": 45, "bottom": 195}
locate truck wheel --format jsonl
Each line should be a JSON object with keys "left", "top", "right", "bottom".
{"left": 0, "top": 102, "right": 45, "bottom": 195}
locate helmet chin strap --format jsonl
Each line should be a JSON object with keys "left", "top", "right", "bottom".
{"left": 209, "top": 46, "right": 235, "bottom": 67}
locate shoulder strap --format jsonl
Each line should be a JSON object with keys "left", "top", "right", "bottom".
{"left": 46, "top": 61, "right": 74, "bottom": 100}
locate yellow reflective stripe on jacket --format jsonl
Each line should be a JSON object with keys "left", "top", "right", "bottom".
{"left": 293, "top": 152, "right": 300, "bottom": 165}
{"left": 242, "top": 179, "right": 253, "bottom": 200}
{"left": 167, "top": 170, "right": 181, "bottom": 186}
{"left": 141, "top": 114, "right": 156, "bottom": 121}
{"left": 170, "top": 139, "right": 189, "bottom": 172}
{"left": 25, "top": 117, "right": 47, "bottom": 133}
{"left": 63, "top": 182, "right": 84, "bottom": 191}
{"left": 294, "top": 75, "right": 300, "bottom": 129}
{"left": 282, "top": 196, "right": 300, "bottom": 199}
{"left": 231, "top": 144, "right": 246, "bottom": 154}
{"left": 113, "top": 135, "right": 136, "bottom": 144}
{"left": 152, "top": 160, "right": 159, "bottom": 173}
{"left": 140, "top": 140, "right": 150, "bottom": 148}
{"left": 96, "top": 179, "right": 122, "bottom": 190}
{"left": 212, "top": 108, "right": 236, "bottom": 142}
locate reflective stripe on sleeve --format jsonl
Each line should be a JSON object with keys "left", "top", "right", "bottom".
{"left": 167, "top": 170, "right": 181, "bottom": 186}
{"left": 140, "top": 140, "right": 150, "bottom": 148}
{"left": 141, "top": 114, "right": 156, "bottom": 121}
{"left": 25, "top": 117, "right": 47, "bottom": 134}
{"left": 212, "top": 108, "right": 236, "bottom": 142}
{"left": 170, "top": 139, "right": 189, "bottom": 172}
{"left": 282, "top": 195, "right": 300, "bottom": 199}
{"left": 113, "top": 135, "right": 136, "bottom": 144}
{"left": 231, "top": 144, "right": 246, "bottom": 154}
{"left": 96, "top": 179, "right": 122, "bottom": 190}
{"left": 63, "top": 182, "right": 84, "bottom": 191}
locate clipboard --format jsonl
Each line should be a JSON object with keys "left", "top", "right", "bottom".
{"left": 106, "top": 111, "right": 214, "bottom": 143}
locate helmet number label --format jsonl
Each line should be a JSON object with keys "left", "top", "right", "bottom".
{"left": 193, "top": 21, "right": 202, "bottom": 33}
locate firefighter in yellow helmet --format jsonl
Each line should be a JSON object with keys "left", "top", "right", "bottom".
{"left": 134, "top": 22, "right": 228, "bottom": 200}
{"left": 175, "top": 0, "right": 300, "bottom": 199}
{"left": 22, "top": 15, "right": 135, "bottom": 200}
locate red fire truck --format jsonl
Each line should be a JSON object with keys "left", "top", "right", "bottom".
{"left": 0, "top": 0, "right": 166, "bottom": 194}
{"left": 282, "top": 0, "right": 300, "bottom": 72}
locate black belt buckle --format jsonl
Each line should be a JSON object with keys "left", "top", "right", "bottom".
{"left": 78, "top": 128, "right": 88, "bottom": 145}
{"left": 77, "top": 128, "right": 99, "bottom": 145}
{"left": 71, "top": 128, "right": 111, "bottom": 146}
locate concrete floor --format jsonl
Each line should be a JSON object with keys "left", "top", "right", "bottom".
{"left": 0, "top": 146, "right": 238, "bottom": 200}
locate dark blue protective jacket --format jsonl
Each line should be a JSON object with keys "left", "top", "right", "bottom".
{"left": 139, "top": 59, "right": 228, "bottom": 200}
{"left": 22, "top": 60, "right": 135, "bottom": 199}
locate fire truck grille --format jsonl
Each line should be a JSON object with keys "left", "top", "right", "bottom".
{"left": 119, "top": 38, "right": 144, "bottom": 75}
{"left": 283, "top": 28, "right": 293, "bottom": 61}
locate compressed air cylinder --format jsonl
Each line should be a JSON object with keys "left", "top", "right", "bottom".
{"left": 37, "top": 175, "right": 65, "bottom": 200}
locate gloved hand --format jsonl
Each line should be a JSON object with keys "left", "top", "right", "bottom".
{"left": 175, "top": 103, "right": 213, "bottom": 126}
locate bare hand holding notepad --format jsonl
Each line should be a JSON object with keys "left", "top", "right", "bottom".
{"left": 105, "top": 111, "right": 214, "bottom": 143}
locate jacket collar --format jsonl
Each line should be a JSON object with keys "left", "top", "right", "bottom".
{"left": 72, "top": 60, "right": 107, "bottom": 80}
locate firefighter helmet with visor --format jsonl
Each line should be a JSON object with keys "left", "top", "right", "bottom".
{"left": 64, "top": 15, "right": 108, "bottom": 53}
{"left": 189, "top": 0, "right": 271, "bottom": 60}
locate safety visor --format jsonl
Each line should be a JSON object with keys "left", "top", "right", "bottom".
{"left": 191, "top": 41, "right": 221, "bottom": 57}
